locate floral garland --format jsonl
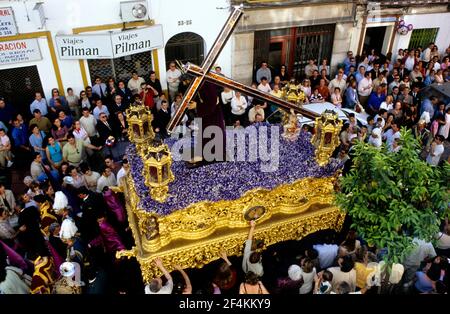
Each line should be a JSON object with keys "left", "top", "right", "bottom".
{"left": 128, "top": 123, "right": 343, "bottom": 216}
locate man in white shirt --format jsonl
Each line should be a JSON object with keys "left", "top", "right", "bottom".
{"left": 116, "top": 158, "right": 130, "bottom": 186}
{"left": 422, "top": 42, "right": 434, "bottom": 63}
{"left": 230, "top": 91, "right": 248, "bottom": 124}
{"left": 0, "top": 128, "right": 13, "bottom": 168}
{"left": 92, "top": 76, "right": 107, "bottom": 100}
{"left": 145, "top": 258, "right": 173, "bottom": 294}
{"left": 313, "top": 243, "right": 339, "bottom": 270}
{"left": 304, "top": 59, "right": 318, "bottom": 78}
{"left": 92, "top": 99, "right": 110, "bottom": 120}
{"left": 328, "top": 70, "right": 347, "bottom": 96}
{"left": 248, "top": 104, "right": 265, "bottom": 123}
{"left": 30, "top": 92, "right": 48, "bottom": 116}
{"left": 379, "top": 95, "right": 394, "bottom": 111}
{"left": 80, "top": 164, "right": 100, "bottom": 192}
{"left": 403, "top": 237, "right": 437, "bottom": 283}
{"left": 374, "top": 109, "right": 387, "bottom": 129}
{"left": 404, "top": 51, "right": 416, "bottom": 72}
{"left": 426, "top": 135, "right": 444, "bottom": 166}
{"left": 368, "top": 126, "right": 382, "bottom": 148}
{"left": 79, "top": 107, "right": 98, "bottom": 138}
{"left": 257, "top": 77, "right": 272, "bottom": 93}
{"left": 127, "top": 71, "right": 145, "bottom": 95}
{"left": 242, "top": 220, "right": 264, "bottom": 277}
{"left": 96, "top": 166, "right": 117, "bottom": 193}
{"left": 432, "top": 56, "right": 441, "bottom": 71}
{"left": 166, "top": 62, "right": 182, "bottom": 103}
{"left": 383, "top": 122, "right": 400, "bottom": 149}
{"left": 357, "top": 72, "right": 373, "bottom": 108}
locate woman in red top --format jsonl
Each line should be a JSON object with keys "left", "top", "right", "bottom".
{"left": 139, "top": 83, "right": 158, "bottom": 112}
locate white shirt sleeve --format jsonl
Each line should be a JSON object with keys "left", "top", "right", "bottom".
{"left": 242, "top": 239, "right": 252, "bottom": 272}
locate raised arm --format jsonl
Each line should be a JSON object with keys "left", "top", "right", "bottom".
{"left": 84, "top": 141, "right": 102, "bottom": 151}
{"left": 220, "top": 250, "right": 232, "bottom": 266}
{"left": 154, "top": 257, "right": 172, "bottom": 282}
{"left": 248, "top": 220, "right": 256, "bottom": 241}
{"left": 174, "top": 264, "right": 192, "bottom": 294}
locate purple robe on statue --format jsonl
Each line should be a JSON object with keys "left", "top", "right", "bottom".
{"left": 89, "top": 220, "right": 125, "bottom": 254}
{"left": 195, "top": 81, "right": 226, "bottom": 160}
{"left": 103, "top": 189, "right": 126, "bottom": 224}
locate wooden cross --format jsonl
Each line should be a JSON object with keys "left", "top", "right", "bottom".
{"left": 167, "top": 6, "right": 319, "bottom": 133}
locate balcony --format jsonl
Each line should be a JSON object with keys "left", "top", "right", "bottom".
{"left": 231, "top": 0, "right": 450, "bottom": 6}
{"left": 377, "top": 0, "right": 450, "bottom": 6}
{"left": 231, "top": 0, "right": 355, "bottom": 7}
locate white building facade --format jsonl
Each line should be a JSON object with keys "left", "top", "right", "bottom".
{"left": 0, "top": 0, "right": 231, "bottom": 111}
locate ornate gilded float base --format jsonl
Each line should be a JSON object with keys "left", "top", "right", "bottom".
{"left": 117, "top": 175, "right": 345, "bottom": 283}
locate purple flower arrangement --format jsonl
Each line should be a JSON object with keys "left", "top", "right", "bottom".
{"left": 127, "top": 123, "right": 343, "bottom": 216}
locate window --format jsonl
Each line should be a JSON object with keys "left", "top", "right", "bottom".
{"left": 87, "top": 50, "right": 153, "bottom": 84}
{"left": 0, "top": 65, "right": 43, "bottom": 117}
{"left": 165, "top": 32, "right": 205, "bottom": 69}
{"left": 293, "top": 24, "right": 335, "bottom": 80}
{"left": 408, "top": 28, "right": 439, "bottom": 50}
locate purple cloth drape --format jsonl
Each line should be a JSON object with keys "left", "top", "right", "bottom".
{"left": 89, "top": 220, "right": 125, "bottom": 253}
{"left": 103, "top": 189, "right": 126, "bottom": 224}
{"left": 0, "top": 240, "right": 28, "bottom": 271}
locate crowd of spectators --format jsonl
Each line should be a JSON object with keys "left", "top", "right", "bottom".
{"left": 0, "top": 42, "right": 448, "bottom": 294}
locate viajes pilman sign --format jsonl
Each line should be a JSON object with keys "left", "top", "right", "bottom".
{"left": 55, "top": 25, "right": 163, "bottom": 60}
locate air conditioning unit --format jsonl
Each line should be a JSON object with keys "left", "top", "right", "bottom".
{"left": 120, "top": 1, "right": 149, "bottom": 22}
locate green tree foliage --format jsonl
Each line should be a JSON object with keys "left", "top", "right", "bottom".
{"left": 335, "top": 128, "right": 449, "bottom": 265}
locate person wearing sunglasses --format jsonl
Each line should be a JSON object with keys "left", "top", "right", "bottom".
{"left": 62, "top": 133, "right": 102, "bottom": 167}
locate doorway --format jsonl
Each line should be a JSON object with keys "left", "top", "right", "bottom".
{"left": 0, "top": 65, "right": 42, "bottom": 117}
{"left": 165, "top": 32, "right": 205, "bottom": 69}
{"left": 254, "top": 24, "right": 335, "bottom": 82}
{"left": 268, "top": 41, "right": 286, "bottom": 72}
{"left": 363, "top": 26, "right": 387, "bottom": 56}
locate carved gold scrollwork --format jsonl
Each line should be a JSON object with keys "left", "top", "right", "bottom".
{"left": 135, "top": 210, "right": 160, "bottom": 241}
{"left": 121, "top": 173, "right": 345, "bottom": 282}
{"left": 115, "top": 247, "right": 137, "bottom": 259}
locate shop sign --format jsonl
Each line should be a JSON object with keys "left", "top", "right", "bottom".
{"left": 0, "top": 39, "right": 42, "bottom": 65}
{"left": 56, "top": 34, "right": 114, "bottom": 59}
{"left": 56, "top": 25, "right": 163, "bottom": 59}
{"left": 111, "top": 25, "right": 163, "bottom": 58}
{"left": 0, "top": 7, "right": 18, "bottom": 37}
